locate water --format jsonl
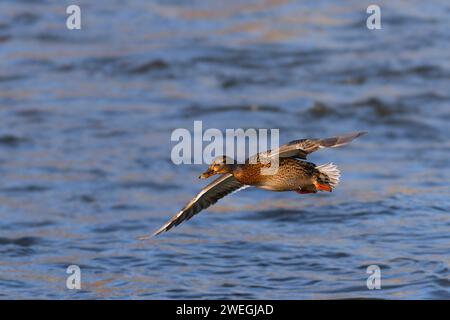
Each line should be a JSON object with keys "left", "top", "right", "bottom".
{"left": 0, "top": 0, "right": 449, "bottom": 299}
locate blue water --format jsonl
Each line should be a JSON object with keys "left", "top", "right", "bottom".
{"left": 0, "top": 0, "right": 449, "bottom": 299}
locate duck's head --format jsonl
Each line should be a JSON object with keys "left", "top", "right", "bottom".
{"left": 199, "top": 156, "right": 235, "bottom": 179}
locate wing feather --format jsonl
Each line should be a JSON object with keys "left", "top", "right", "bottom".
{"left": 262, "top": 132, "right": 367, "bottom": 160}
{"left": 149, "top": 174, "right": 245, "bottom": 236}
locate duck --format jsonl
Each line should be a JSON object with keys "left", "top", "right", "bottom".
{"left": 149, "top": 132, "right": 367, "bottom": 237}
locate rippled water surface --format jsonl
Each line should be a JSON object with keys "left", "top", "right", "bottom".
{"left": 0, "top": 0, "right": 449, "bottom": 299}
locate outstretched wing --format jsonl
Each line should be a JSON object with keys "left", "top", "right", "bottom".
{"left": 263, "top": 132, "right": 367, "bottom": 160}
{"left": 149, "top": 174, "right": 245, "bottom": 237}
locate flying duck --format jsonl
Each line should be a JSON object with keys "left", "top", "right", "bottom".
{"left": 149, "top": 132, "right": 366, "bottom": 237}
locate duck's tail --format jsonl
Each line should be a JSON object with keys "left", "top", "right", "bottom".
{"left": 315, "top": 163, "right": 340, "bottom": 192}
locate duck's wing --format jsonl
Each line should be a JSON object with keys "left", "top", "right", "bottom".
{"left": 148, "top": 174, "right": 245, "bottom": 237}
{"left": 262, "top": 132, "right": 367, "bottom": 160}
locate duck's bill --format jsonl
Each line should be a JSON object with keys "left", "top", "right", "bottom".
{"left": 199, "top": 170, "right": 214, "bottom": 179}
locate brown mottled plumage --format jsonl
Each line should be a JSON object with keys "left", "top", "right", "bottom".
{"left": 147, "top": 132, "right": 367, "bottom": 237}
{"left": 233, "top": 158, "right": 317, "bottom": 191}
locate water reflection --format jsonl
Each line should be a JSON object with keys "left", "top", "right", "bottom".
{"left": 0, "top": 0, "right": 449, "bottom": 299}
